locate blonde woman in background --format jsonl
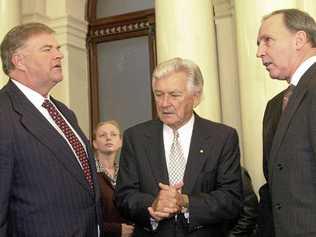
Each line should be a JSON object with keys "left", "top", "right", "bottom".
{"left": 93, "top": 120, "right": 134, "bottom": 237}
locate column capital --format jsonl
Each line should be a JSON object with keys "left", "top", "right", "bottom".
{"left": 50, "top": 16, "right": 88, "bottom": 51}
{"left": 213, "top": 0, "right": 234, "bottom": 19}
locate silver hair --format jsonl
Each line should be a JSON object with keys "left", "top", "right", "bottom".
{"left": 152, "top": 57, "right": 204, "bottom": 96}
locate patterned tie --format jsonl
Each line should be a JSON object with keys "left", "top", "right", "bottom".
{"left": 169, "top": 130, "right": 186, "bottom": 185}
{"left": 282, "top": 84, "right": 295, "bottom": 111}
{"left": 42, "top": 99, "right": 94, "bottom": 190}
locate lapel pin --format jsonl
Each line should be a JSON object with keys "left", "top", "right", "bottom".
{"left": 200, "top": 149, "right": 204, "bottom": 154}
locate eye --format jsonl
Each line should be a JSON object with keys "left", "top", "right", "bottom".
{"left": 42, "top": 46, "right": 52, "bottom": 52}
{"left": 154, "top": 92, "right": 162, "bottom": 97}
{"left": 170, "top": 93, "right": 181, "bottom": 98}
{"left": 263, "top": 36, "right": 274, "bottom": 46}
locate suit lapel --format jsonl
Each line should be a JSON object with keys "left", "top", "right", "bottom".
{"left": 263, "top": 92, "right": 283, "bottom": 179}
{"left": 144, "top": 121, "right": 169, "bottom": 185}
{"left": 269, "top": 64, "right": 316, "bottom": 181}
{"left": 182, "top": 115, "right": 208, "bottom": 194}
{"left": 52, "top": 98, "right": 96, "bottom": 195}
{"left": 7, "top": 81, "right": 92, "bottom": 194}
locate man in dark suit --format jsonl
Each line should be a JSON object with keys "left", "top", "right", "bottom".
{"left": 256, "top": 9, "right": 316, "bottom": 237}
{"left": 0, "top": 23, "right": 101, "bottom": 236}
{"left": 115, "top": 57, "right": 242, "bottom": 237}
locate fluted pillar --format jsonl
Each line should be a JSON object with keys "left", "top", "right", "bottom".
{"left": 234, "top": 0, "right": 296, "bottom": 191}
{"left": 155, "top": 0, "right": 221, "bottom": 122}
{"left": 297, "top": 0, "right": 316, "bottom": 19}
{"left": 0, "top": 0, "right": 20, "bottom": 88}
{"left": 213, "top": 0, "right": 244, "bottom": 161}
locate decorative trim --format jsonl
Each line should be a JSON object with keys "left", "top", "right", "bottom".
{"left": 92, "top": 20, "right": 151, "bottom": 38}
{"left": 88, "top": 9, "right": 155, "bottom": 43}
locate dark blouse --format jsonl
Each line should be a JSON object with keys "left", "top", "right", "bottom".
{"left": 97, "top": 163, "right": 129, "bottom": 237}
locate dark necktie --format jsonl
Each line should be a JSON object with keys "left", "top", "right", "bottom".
{"left": 42, "top": 99, "right": 94, "bottom": 190}
{"left": 282, "top": 84, "right": 294, "bottom": 111}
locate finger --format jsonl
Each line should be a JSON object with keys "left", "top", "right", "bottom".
{"left": 148, "top": 207, "right": 169, "bottom": 221}
{"left": 158, "top": 182, "right": 171, "bottom": 190}
{"left": 172, "top": 182, "right": 184, "bottom": 190}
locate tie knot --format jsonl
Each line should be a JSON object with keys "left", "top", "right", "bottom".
{"left": 284, "top": 84, "right": 295, "bottom": 100}
{"left": 282, "top": 84, "right": 295, "bottom": 111}
{"left": 42, "top": 99, "right": 53, "bottom": 109}
{"left": 173, "top": 130, "right": 179, "bottom": 139}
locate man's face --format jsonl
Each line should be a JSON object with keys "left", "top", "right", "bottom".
{"left": 153, "top": 71, "right": 200, "bottom": 130}
{"left": 17, "top": 33, "right": 64, "bottom": 92}
{"left": 256, "top": 14, "right": 298, "bottom": 81}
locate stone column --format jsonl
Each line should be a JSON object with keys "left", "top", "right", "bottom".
{"left": 213, "top": 0, "right": 244, "bottom": 161}
{"left": 297, "top": 0, "right": 316, "bottom": 19}
{"left": 0, "top": 0, "right": 20, "bottom": 87}
{"left": 155, "top": 0, "right": 221, "bottom": 122}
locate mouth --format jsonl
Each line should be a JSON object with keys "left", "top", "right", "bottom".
{"left": 161, "top": 111, "right": 174, "bottom": 115}
{"left": 263, "top": 62, "right": 272, "bottom": 69}
{"left": 52, "top": 63, "right": 62, "bottom": 70}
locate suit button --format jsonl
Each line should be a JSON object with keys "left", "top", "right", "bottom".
{"left": 275, "top": 203, "right": 282, "bottom": 210}
{"left": 277, "top": 163, "right": 284, "bottom": 170}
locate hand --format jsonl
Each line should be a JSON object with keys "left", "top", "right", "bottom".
{"left": 121, "top": 223, "right": 134, "bottom": 237}
{"left": 149, "top": 182, "right": 184, "bottom": 221}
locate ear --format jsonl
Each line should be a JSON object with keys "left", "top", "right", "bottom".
{"left": 295, "top": 30, "right": 308, "bottom": 49}
{"left": 11, "top": 53, "right": 27, "bottom": 71}
{"left": 92, "top": 139, "right": 98, "bottom": 150}
{"left": 118, "top": 137, "right": 123, "bottom": 149}
{"left": 193, "top": 92, "right": 201, "bottom": 108}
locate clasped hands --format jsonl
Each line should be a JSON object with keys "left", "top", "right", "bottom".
{"left": 148, "top": 182, "right": 186, "bottom": 221}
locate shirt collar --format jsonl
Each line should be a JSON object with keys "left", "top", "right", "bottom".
{"left": 163, "top": 114, "right": 195, "bottom": 137}
{"left": 11, "top": 79, "right": 49, "bottom": 107}
{"left": 290, "top": 56, "right": 316, "bottom": 86}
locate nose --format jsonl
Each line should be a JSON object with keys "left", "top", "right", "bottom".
{"left": 54, "top": 48, "right": 64, "bottom": 59}
{"left": 256, "top": 42, "right": 265, "bottom": 58}
{"left": 160, "top": 95, "right": 171, "bottom": 107}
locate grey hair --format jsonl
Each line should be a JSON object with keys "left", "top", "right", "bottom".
{"left": 0, "top": 22, "right": 55, "bottom": 75}
{"left": 152, "top": 57, "right": 204, "bottom": 96}
{"left": 263, "top": 8, "right": 316, "bottom": 47}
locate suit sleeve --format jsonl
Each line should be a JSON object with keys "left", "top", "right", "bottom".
{"left": 114, "top": 131, "right": 155, "bottom": 230}
{"left": 228, "top": 168, "right": 258, "bottom": 237}
{"left": 188, "top": 129, "right": 242, "bottom": 230}
{"left": 0, "top": 108, "right": 14, "bottom": 236}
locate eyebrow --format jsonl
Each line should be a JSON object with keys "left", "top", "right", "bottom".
{"left": 39, "top": 44, "right": 61, "bottom": 50}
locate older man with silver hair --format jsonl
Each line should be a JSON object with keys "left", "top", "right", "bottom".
{"left": 115, "top": 57, "right": 242, "bottom": 237}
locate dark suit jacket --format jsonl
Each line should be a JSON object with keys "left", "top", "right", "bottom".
{"left": 115, "top": 114, "right": 242, "bottom": 237}
{"left": 226, "top": 168, "right": 258, "bottom": 237}
{"left": 267, "top": 63, "right": 316, "bottom": 236}
{"left": 0, "top": 80, "right": 102, "bottom": 237}
{"left": 256, "top": 89, "right": 284, "bottom": 237}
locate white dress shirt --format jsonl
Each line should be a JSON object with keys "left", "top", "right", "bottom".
{"left": 290, "top": 56, "right": 316, "bottom": 86}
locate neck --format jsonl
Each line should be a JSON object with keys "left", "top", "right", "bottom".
{"left": 96, "top": 152, "right": 116, "bottom": 169}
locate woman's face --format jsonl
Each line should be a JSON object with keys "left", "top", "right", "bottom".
{"left": 93, "top": 123, "right": 122, "bottom": 155}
